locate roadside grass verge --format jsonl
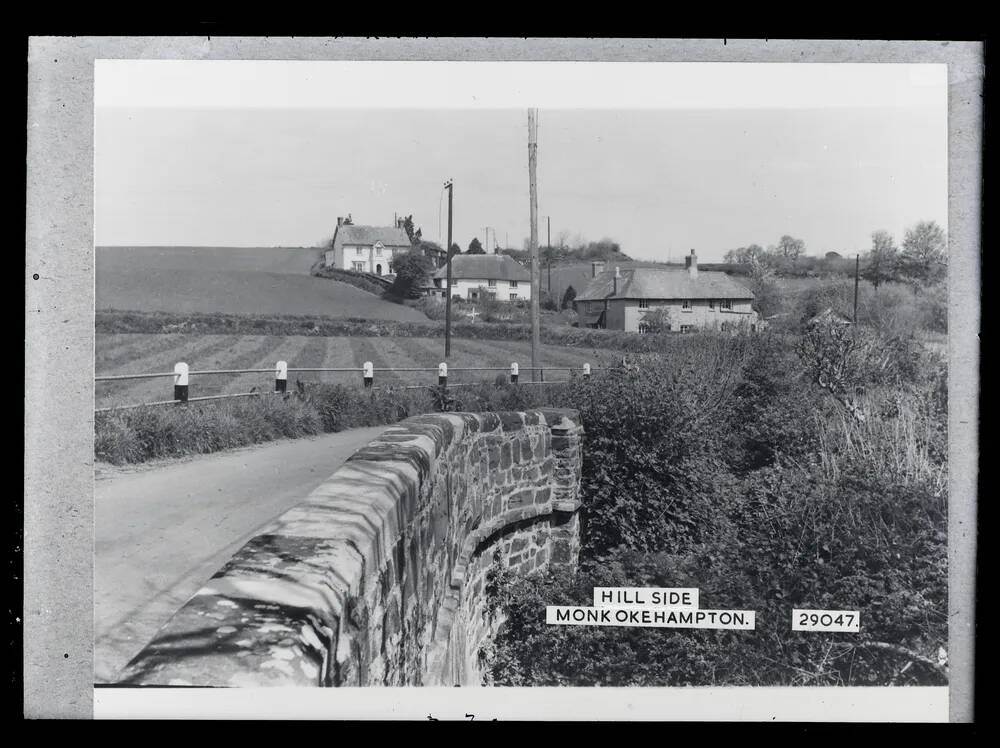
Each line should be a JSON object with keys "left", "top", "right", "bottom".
{"left": 94, "top": 378, "right": 571, "bottom": 465}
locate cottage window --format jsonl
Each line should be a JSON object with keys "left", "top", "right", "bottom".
{"left": 682, "top": 300, "right": 692, "bottom": 310}
{"left": 375, "top": 247, "right": 382, "bottom": 256}
{"left": 356, "top": 247, "right": 364, "bottom": 255}
{"left": 510, "top": 280, "right": 518, "bottom": 288}
{"left": 680, "top": 325, "right": 693, "bottom": 333}
{"left": 638, "top": 299, "right": 649, "bottom": 309}
{"left": 709, "top": 299, "right": 715, "bottom": 309}
{"left": 510, "top": 293, "right": 518, "bottom": 301}
{"left": 352, "top": 262, "right": 365, "bottom": 272}
{"left": 638, "top": 323, "right": 650, "bottom": 334}
{"left": 488, "top": 279, "right": 497, "bottom": 287}
{"left": 721, "top": 299, "right": 733, "bottom": 311}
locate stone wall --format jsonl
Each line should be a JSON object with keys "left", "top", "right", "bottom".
{"left": 117, "top": 408, "right": 584, "bottom": 687}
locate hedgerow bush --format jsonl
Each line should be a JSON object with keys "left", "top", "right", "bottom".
{"left": 482, "top": 329, "right": 949, "bottom": 687}
{"left": 94, "top": 377, "right": 573, "bottom": 465}
{"left": 95, "top": 394, "right": 323, "bottom": 465}
{"left": 95, "top": 309, "right": 757, "bottom": 355}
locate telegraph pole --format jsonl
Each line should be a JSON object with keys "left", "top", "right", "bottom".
{"left": 444, "top": 180, "right": 454, "bottom": 357}
{"left": 546, "top": 216, "right": 552, "bottom": 294}
{"left": 528, "top": 109, "right": 540, "bottom": 382}
{"left": 853, "top": 253, "right": 860, "bottom": 324}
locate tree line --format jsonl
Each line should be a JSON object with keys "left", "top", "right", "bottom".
{"left": 724, "top": 221, "right": 947, "bottom": 288}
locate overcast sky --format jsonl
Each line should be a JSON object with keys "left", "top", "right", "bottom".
{"left": 94, "top": 61, "right": 947, "bottom": 262}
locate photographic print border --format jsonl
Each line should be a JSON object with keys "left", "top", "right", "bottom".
{"left": 24, "top": 36, "right": 981, "bottom": 721}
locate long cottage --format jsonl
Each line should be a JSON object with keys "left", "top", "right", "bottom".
{"left": 574, "top": 250, "right": 759, "bottom": 333}
{"left": 429, "top": 254, "right": 532, "bottom": 302}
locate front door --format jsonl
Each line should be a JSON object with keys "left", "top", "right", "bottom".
{"left": 376, "top": 264, "right": 382, "bottom": 275}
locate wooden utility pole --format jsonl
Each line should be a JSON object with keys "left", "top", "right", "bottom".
{"left": 547, "top": 216, "right": 552, "bottom": 294}
{"left": 853, "top": 254, "right": 860, "bottom": 324}
{"left": 528, "top": 109, "right": 540, "bottom": 382}
{"left": 444, "top": 180, "right": 454, "bottom": 357}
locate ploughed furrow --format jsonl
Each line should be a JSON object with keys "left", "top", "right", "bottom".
{"left": 96, "top": 333, "right": 198, "bottom": 373}
{"left": 280, "top": 335, "right": 333, "bottom": 386}
{"left": 96, "top": 335, "right": 244, "bottom": 407}
{"left": 347, "top": 337, "right": 405, "bottom": 385}
{"left": 215, "top": 336, "right": 316, "bottom": 396}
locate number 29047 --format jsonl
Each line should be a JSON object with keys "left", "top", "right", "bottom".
{"left": 792, "top": 609, "right": 860, "bottom": 632}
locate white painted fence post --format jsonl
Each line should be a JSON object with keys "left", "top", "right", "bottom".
{"left": 275, "top": 361, "right": 288, "bottom": 393}
{"left": 438, "top": 362, "right": 448, "bottom": 387}
{"left": 173, "top": 362, "right": 189, "bottom": 403}
{"left": 363, "top": 361, "right": 374, "bottom": 389}
{"left": 583, "top": 363, "right": 591, "bottom": 378}
{"left": 510, "top": 362, "right": 519, "bottom": 384}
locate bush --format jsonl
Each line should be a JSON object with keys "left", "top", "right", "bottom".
{"left": 310, "top": 263, "right": 390, "bottom": 297}
{"left": 483, "top": 327, "right": 948, "bottom": 688}
{"left": 95, "top": 395, "right": 323, "bottom": 465}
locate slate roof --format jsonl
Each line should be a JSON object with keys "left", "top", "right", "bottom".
{"left": 432, "top": 254, "right": 532, "bottom": 282}
{"left": 575, "top": 267, "right": 753, "bottom": 302}
{"left": 333, "top": 225, "right": 413, "bottom": 252}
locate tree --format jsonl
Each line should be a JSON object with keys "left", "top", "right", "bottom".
{"left": 724, "top": 244, "right": 767, "bottom": 265}
{"left": 776, "top": 235, "right": 806, "bottom": 261}
{"left": 898, "top": 220, "right": 947, "bottom": 286}
{"left": 641, "top": 306, "right": 673, "bottom": 333}
{"left": 398, "top": 214, "right": 421, "bottom": 245}
{"left": 389, "top": 250, "right": 434, "bottom": 299}
{"left": 825, "top": 251, "right": 843, "bottom": 260}
{"left": 467, "top": 237, "right": 485, "bottom": 254}
{"left": 449, "top": 243, "right": 462, "bottom": 258}
{"left": 748, "top": 255, "right": 782, "bottom": 319}
{"left": 561, "top": 285, "right": 577, "bottom": 310}
{"left": 861, "top": 230, "right": 899, "bottom": 289}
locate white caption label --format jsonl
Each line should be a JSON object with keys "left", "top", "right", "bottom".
{"left": 593, "top": 587, "right": 699, "bottom": 609}
{"left": 547, "top": 606, "right": 755, "bottom": 630}
{"left": 792, "top": 609, "right": 860, "bottom": 632}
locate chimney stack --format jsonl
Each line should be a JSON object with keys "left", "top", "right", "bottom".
{"left": 337, "top": 217, "right": 343, "bottom": 227}
{"left": 687, "top": 249, "right": 698, "bottom": 279}
{"left": 612, "top": 266, "right": 621, "bottom": 295}
{"left": 592, "top": 260, "right": 606, "bottom": 278}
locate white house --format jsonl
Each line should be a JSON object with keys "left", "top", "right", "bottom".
{"left": 323, "top": 218, "right": 415, "bottom": 277}
{"left": 428, "top": 254, "right": 532, "bottom": 302}
{"left": 574, "top": 250, "right": 759, "bottom": 333}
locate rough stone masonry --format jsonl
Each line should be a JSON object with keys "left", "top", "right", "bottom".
{"left": 117, "top": 408, "right": 584, "bottom": 687}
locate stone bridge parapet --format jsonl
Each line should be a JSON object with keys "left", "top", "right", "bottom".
{"left": 118, "top": 408, "right": 584, "bottom": 687}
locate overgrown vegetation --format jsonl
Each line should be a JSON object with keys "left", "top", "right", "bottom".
{"left": 310, "top": 263, "right": 391, "bottom": 296}
{"left": 95, "top": 378, "right": 566, "bottom": 465}
{"left": 481, "top": 324, "right": 948, "bottom": 687}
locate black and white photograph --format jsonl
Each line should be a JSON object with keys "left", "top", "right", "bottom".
{"left": 24, "top": 40, "right": 981, "bottom": 721}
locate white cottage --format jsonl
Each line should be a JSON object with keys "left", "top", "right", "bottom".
{"left": 574, "top": 250, "right": 759, "bottom": 333}
{"left": 323, "top": 218, "right": 415, "bottom": 277}
{"left": 429, "top": 254, "right": 532, "bottom": 302}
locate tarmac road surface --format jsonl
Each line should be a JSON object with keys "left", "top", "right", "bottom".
{"left": 93, "top": 426, "right": 387, "bottom": 684}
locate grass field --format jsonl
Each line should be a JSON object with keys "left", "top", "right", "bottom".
{"left": 96, "top": 246, "right": 428, "bottom": 322}
{"left": 96, "top": 333, "right": 622, "bottom": 407}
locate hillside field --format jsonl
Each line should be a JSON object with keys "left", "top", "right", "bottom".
{"left": 96, "top": 246, "right": 428, "bottom": 322}
{"left": 96, "top": 333, "right": 622, "bottom": 408}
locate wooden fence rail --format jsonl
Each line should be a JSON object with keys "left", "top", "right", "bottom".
{"left": 95, "top": 359, "right": 613, "bottom": 413}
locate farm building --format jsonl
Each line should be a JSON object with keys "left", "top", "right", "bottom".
{"left": 574, "top": 250, "right": 759, "bottom": 333}
{"left": 428, "top": 253, "right": 532, "bottom": 302}
{"left": 323, "top": 217, "right": 416, "bottom": 277}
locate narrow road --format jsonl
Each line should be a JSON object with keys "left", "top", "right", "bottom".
{"left": 94, "top": 426, "right": 388, "bottom": 684}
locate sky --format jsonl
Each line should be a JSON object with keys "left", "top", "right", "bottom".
{"left": 94, "top": 61, "right": 947, "bottom": 263}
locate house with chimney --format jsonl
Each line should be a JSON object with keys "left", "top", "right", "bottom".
{"left": 428, "top": 254, "right": 532, "bottom": 302}
{"left": 574, "top": 250, "right": 759, "bottom": 333}
{"left": 323, "top": 216, "right": 427, "bottom": 276}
